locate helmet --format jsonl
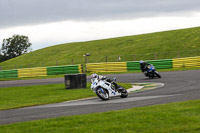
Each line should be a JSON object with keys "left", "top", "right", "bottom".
{"left": 91, "top": 73, "right": 98, "bottom": 78}
{"left": 99, "top": 75, "right": 106, "bottom": 80}
{"left": 139, "top": 60, "right": 144, "bottom": 64}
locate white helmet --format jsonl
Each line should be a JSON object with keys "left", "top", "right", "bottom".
{"left": 139, "top": 60, "right": 144, "bottom": 64}
{"left": 91, "top": 73, "right": 98, "bottom": 78}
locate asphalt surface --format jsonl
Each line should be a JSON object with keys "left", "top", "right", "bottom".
{"left": 0, "top": 70, "right": 200, "bottom": 125}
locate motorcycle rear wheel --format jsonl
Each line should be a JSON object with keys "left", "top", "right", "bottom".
{"left": 120, "top": 89, "right": 128, "bottom": 98}
{"left": 96, "top": 88, "right": 109, "bottom": 100}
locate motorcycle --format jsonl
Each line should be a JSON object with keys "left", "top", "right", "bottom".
{"left": 144, "top": 64, "right": 161, "bottom": 78}
{"left": 91, "top": 76, "right": 128, "bottom": 100}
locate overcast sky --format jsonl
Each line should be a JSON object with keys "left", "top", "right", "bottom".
{"left": 1, "top": 0, "right": 200, "bottom": 50}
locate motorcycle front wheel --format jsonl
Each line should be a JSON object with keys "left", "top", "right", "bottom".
{"left": 154, "top": 72, "right": 161, "bottom": 78}
{"left": 96, "top": 87, "right": 109, "bottom": 100}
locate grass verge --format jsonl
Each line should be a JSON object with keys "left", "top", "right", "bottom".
{"left": 1, "top": 100, "right": 200, "bottom": 132}
{"left": 0, "top": 83, "right": 132, "bottom": 110}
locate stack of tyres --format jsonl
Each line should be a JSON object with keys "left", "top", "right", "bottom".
{"left": 64, "top": 74, "right": 86, "bottom": 89}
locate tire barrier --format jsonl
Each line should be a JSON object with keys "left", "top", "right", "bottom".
{"left": 64, "top": 74, "right": 86, "bottom": 89}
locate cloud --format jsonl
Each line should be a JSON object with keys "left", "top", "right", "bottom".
{"left": 1, "top": 13, "right": 200, "bottom": 50}
{"left": 1, "top": 0, "right": 200, "bottom": 29}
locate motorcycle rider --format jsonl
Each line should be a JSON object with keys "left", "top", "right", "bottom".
{"left": 139, "top": 60, "right": 155, "bottom": 77}
{"left": 91, "top": 73, "right": 122, "bottom": 91}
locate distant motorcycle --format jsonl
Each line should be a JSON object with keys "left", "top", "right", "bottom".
{"left": 91, "top": 75, "right": 128, "bottom": 100}
{"left": 144, "top": 64, "right": 161, "bottom": 78}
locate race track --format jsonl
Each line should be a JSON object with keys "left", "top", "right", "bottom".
{"left": 0, "top": 70, "right": 200, "bottom": 125}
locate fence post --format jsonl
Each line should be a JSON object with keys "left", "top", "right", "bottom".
{"left": 154, "top": 53, "right": 157, "bottom": 60}
{"left": 42, "top": 62, "right": 44, "bottom": 67}
{"left": 177, "top": 50, "right": 180, "bottom": 58}
{"left": 56, "top": 60, "right": 58, "bottom": 66}
{"left": 84, "top": 56, "right": 87, "bottom": 72}
{"left": 105, "top": 56, "right": 108, "bottom": 62}
{"left": 27, "top": 64, "right": 31, "bottom": 68}
{"left": 133, "top": 55, "right": 136, "bottom": 61}
{"left": 72, "top": 59, "right": 74, "bottom": 65}
{"left": 81, "top": 64, "right": 84, "bottom": 73}
{"left": 117, "top": 56, "right": 121, "bottom": 61}
{"left": 84, "top": 56, "right": 87, "bottom": 64}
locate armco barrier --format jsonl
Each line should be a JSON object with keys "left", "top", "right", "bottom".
{"left": 127, "top": 61, "right": 140, "bottom": 71}
{"left": 47, "top": 64, "right": 82, "bottom": 75}
{"left": 173, "top": 56, "right": 200, "bottom": 68}
{"left": 87, "top": 59, "right": 173, "bottom": 72}
{"left": 1, "top": 56, "right": 200, "bottom": 78}
{"left": 0, "top": 64, "right": 82, "bottom": 78}
{"left": 143, "top": 59, "right": 173, "bottom": 69}
{"left": 18, "top": 67, "right": 47, "bottom": 78}
{"left": 127, "top": 59, "right": 173, "bottom": 72}
{"left": 86, "top": 62, "right": 127, "bottom": 72}
{"left": 0, "top": 69, "right": 18, "bottom": 78}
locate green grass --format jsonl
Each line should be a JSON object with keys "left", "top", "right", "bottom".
{"left": 1, "top": 100, "right": 200, "bottom": 133}
{"left": 0, "top": 83, "right": 132, "bottom": 110}
{"left": 1, "top": 27, "right": 200, "bottom": 70}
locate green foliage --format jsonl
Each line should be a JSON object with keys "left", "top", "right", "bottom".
{"left": 0, "top": 35, "right": 32, "bottom": 62}
{"left": 1, "top": 100, "right": 200, "bottom": 132}
{"left": 1, "top": 27, "right": 200, "bottom": 69}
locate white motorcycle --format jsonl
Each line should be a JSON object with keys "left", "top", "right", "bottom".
{"left": 91, "top": 75, "right": 128, "bottom": 100}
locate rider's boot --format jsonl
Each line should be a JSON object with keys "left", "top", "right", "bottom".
{"left": 116, "top": 85, "right": 124, "bottom": 92}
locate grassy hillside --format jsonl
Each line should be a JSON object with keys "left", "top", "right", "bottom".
{"left": 1, "top": 27, "right": 200, "bottom": 70}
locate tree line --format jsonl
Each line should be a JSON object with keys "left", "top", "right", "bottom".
{"left": 0, "top": 35, "right": 32, "bottom": 62}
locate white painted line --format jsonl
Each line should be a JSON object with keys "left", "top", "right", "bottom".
{"left": 29, "top": 94, "right": 180, "bottom": 108}
{"left": 127, "top": 85, "right": 144, "bottom": 93}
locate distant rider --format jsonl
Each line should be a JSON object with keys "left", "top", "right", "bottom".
{"left": 139, "top": 60, "right": 155, "bottom": 76}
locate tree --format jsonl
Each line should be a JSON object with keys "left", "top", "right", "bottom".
{"left": 0, "top": 54, "right": 4, "bottom": 62}
{"left": 0, "top": 35, "right": 32, "bottom": 61}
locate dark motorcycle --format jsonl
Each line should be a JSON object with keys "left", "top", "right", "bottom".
{"left": 144, "top": 64, "right": 161, "bottom": 78}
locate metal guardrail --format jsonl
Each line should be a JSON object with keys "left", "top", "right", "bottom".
{"left": 86, "top": 56, "right": 200, "bottom": 72}
{"left": 0, "top": 49, "right": 200, "bottom": 70}
{"left": 0, "top": 56, "right": 200, "bottom": 78}
{"left": 0, "top": 64, "right": 82, "bottom": 79}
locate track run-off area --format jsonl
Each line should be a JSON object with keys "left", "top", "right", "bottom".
{"left": 0, "top": 70, "right": 200, "bottom": 125}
